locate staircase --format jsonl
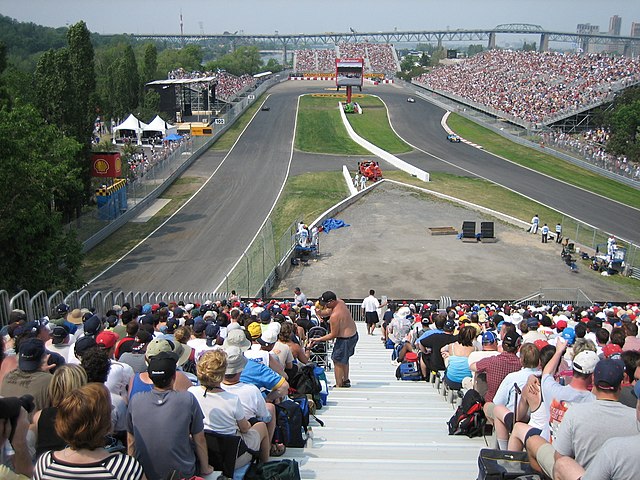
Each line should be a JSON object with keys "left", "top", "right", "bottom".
{"left": 284, "top": 321, "right": 486, "bottom": 479}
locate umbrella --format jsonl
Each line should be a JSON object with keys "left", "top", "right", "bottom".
{"left": 165, "top": 133, "right": 183, "bottom": 141}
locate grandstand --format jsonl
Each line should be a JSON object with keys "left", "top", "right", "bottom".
{"left": 293, "top": 43, "right": 400, "bottom": 79}
{"left": 414, "top": 50, "right": 640, "bottom": 129}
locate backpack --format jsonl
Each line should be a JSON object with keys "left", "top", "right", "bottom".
{"left": 289, "top": 363, "right": 322, "bottom": 397}
{"left": 245, "top": 459, "right": 301, "bottom": 480}
{"left": 447, "top": 388, "right": 486, "bottom": 438}
{"left": 385, "top": 338, "right": 394, "bottom": 349}
{"left": 180, "top": 348, "right": 197, "bottom": 375}
{"left": 395, "top": 361, "right": 422, "bottom": 381}
{"left": 274, "top": 399, "right": 306, "bottom": 448}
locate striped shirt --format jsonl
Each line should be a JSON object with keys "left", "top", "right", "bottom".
{"left": 34, "top": 451, "right": 144, "bottom": 480}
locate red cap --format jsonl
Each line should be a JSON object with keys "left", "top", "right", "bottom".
{"left": 152, "top": 303, "right": 160, "bottom": 312}
{"left": 602, "top": 344, "right": 623, "bottom": 358}
{"left": 96, "top": 330, "right": 119, "bottom": 349}
{"left": 534, "top": 339, "right": 549, "bottom": 350}
{"left": 556, "top": 320, "right": 568, "bottom": 330}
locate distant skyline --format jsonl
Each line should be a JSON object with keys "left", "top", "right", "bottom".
{"left": 1, "top": 0, "right": 639, "bottom": 36}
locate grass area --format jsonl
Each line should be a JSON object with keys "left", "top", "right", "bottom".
{"left": 80, "top": 177, "right": 206, "bottom": 282}
{"left": 271, "top": 171, "right": 350, "bottom": 239}
{"left": 296, "top": 96, "right": 368, "bottom": 155}
{"left": 210, "top": 95, "right": 266, "bottom": 151}
{"left": 347, "top": 96, "right": 412, "bottom": 154}
{"left": 447, "top": 114, "right": 640, "bottom": 209}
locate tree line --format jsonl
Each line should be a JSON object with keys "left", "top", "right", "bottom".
{"left": 0, "top": 16, "right": 282, "bottom": 294}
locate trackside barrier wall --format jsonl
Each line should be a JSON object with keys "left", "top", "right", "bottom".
{"left": 337, "top": 100, "right": 430, "bottom": 182}
{"left": 79, "top": 73, "right": 290, "bottom": 253}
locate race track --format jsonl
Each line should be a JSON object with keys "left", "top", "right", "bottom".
{"left": 88, "top": 80, "right": 640, "bottom": 293}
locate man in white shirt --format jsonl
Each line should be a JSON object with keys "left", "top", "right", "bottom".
{"left": 362, "top": 289, "right": 386, "bottom": 336}
{"left": 293, "top": 287, "right": 307, "bottom": 306}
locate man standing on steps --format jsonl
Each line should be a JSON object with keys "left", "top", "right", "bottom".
{"left": 362, "top": 289, "right": 386, "bottom": 336}
{"left": 310, "top": 291, "right": 358, "bottom": 388}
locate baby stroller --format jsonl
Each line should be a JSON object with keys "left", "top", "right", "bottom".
{"left": 307, "top": 326, "right": 332, "bottom": 370}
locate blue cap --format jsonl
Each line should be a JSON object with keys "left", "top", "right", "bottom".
{"left": 561, "top": 327, "right": 576, "bottom": 345}
{"left": 482, "top": 331, "right": 498, "bottom": 344}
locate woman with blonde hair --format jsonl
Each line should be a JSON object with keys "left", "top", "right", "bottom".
{"left": 189, "top": 349, "right": 271, "bottom": 468}
{"left": 30, "top": 364, "right": 88, "bottom": 459}
{"left": 33, "top": 383, "right": 144, "bottom": 479}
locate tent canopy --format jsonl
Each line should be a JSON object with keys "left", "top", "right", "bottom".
{"left": 144, "top": 115, "right": 177, "bottom": 136}
{"left": 114, "top": 113, "right": 147, "bottom": 132}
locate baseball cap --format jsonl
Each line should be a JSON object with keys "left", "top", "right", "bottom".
{"left": 96, "top": 330, "right": 119, "bottom": 350}
{"left": 602, "top": 343, "right": 623, "bottom": 359}
{"left": 166, "top": 318, "right": 179, "bottom": 333}
{"left": 502, "top": 332, "right": 523, "bottom": 349}
{"left": 193, "top": 320, "right": 207, "bottom": 334}
{"left": 572, "top": 350, "right": 599, "bottom": 375}
{"left": 258, "top": 329, "right": 278, "bottom": 347}
{"left": 83, "top": 315, "right": 102, "bottom": 336}
{"left": 147, "top": 351, "right": 178, "bottom": 382}
{"left": 248, "top": 322, "right": 262, "bottom": 339}
{"left": 318, "top": 291, "right": 337, "bottom": 305}
{"left": 560, "top": 327, "right": 576, "bottom": 345}
{"left": 18, "top": 338, "right": 46, "bottom": 371}
{"left": 481, "top": 331, "right": 498, "bottom": 344}
{"left": 443, "top": 319, "right": 456, "bottom": 332}
{"left": 593, "top": 359, "right": 625, "bottom": 390}
{"left": 534, "top": 339, "right": 549, "bottom": 350}
{"left": 225, "top": 345, "right": 248, "bottom": 375}
{"left": 55, "top": 303, "right": 70, "bottom": 316}
{"left": 74, "top": 335, "right": 98, "bottom": 359}
{"left": 9, "top": 310, "right": 27, "bottom": 324}
{"left": 556, "top": 319, "right": 568, "bottom": 331}
{"left": 51, "top": 325, "right": 70, "bottom": 345}
{"left": 146, "top": 338, "right": 176, "bottom": 359}
{"left": 223, "top": 329, "right": 251, "bottom": 352}
{"left": 526, "top": 318, "right": 539, "bottom": 329}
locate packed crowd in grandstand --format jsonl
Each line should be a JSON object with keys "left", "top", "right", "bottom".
{"left": 168, "top": 68, "right": 257, "bottom": 101}
{"left": 2, "top": 292, "right": 640, "bottom": 479}
{"left": 539, "top": 129, "right": 640, "bottom": 181}
{"left": 293, "top": 43, "right": 398, "bottom": 77}
{"left": 414, "top": 50, "right": 640, "bottom": 124}
{"left": 124, "top": 137, "right": 191, "bottom": 181}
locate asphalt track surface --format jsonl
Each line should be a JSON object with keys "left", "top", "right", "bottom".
{"left": 88, "top": 80, "right": 640, "bottom": 293}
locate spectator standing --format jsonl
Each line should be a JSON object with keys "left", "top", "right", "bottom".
{"left": 293, "top": 287, "right": 307, "bottom": 306}
{"left": 529, "top": 214, "right": 539, "bottom": 234}
{"left": 541, "top": 224, "right": 549, "bottom": 243}
{"left": 555, "top": 222, "right": 563, "bottom": 243}
{"left": 362, "top": 289, "right": 386, "bottom": 336}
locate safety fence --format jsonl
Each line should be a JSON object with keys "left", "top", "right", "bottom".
{"left": 216, "top": 218, "right": 301, "bottom": 299}
{"left": 0, "top": 289, "right": 228, "bottom": 328}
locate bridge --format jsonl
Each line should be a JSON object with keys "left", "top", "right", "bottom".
{"left": 126, "top": 24, "right": 640, "bottom": 55}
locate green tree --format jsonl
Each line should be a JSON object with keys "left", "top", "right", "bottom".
{"left": 157, "top": 44, "right": 203, "bottom": 76}
{"left": 0, "top": 104, "right": 84, "bottom": 292}
{"left": 522, "top": 41, "right": 537, "bottom": 52}
{"left": 114, "top": 45, "right": 139, "bottom": 116}
{"left": 141, "top": 42, "right": 158, "bottom": 85}
{"left": 204, "top": 46, "right": 263, "bottom": 76}
{"left": 34, "top": 48, "right": 72, "bottom": 128}
{"left": 467, "top": 44, "right": 484, "bottom": 56}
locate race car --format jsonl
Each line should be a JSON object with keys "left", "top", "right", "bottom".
{"left": 261, "top": 106, "right": 270, "bottom": 111}
{"left": 447, "top": 134, "right": 461, "bottom": 143}
{"left": 406, "top": 97, "right": 415, "bottom": 103}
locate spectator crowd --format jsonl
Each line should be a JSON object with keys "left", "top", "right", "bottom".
{"left": 293, "top": 43, "right": 399, "bottom": 78}
{"left": 415, "top": 50, "right": 640, "bottom": 125}
{"left": 0, "top": 293, "right": 334, "bottom": 479}
{"left": 168, "top": 68, "right": 257, "bottom": 102}
{"left": 538, "top": 128, "right": 640, "bottom": 182}
{"left": 381, "top": 299, "right": 640, "bottom": 480}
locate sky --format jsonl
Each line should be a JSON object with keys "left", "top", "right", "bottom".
{"left": 1, "top": 0, "right": 639, "bottom": 36}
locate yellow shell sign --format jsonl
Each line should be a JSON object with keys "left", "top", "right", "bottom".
{"left": 94, "top": 158, "right": 110, "bottom": 174}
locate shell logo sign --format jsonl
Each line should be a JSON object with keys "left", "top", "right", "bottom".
{"left": 91, "top": 152, "right": 122, "bottom": 178}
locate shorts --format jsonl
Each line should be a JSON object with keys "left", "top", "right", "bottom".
{"left": 332, "top": 333, "right": 359, "bottom": 364}
{"left": 535, "top": 442, "right": 557, "bottom": 479}
{"left": 236, "top": 428, "right": 261, "bottom": 468}
{"left": 365, "top": 311, "right": 379, "bottom": 325}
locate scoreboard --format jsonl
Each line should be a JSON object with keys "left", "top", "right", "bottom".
{"left": 335, "top": 58, "right": 364, "bottom": 87}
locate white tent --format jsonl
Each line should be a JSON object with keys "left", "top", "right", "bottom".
{"left": 112, "top": 114, "right": 148, "bottom": 145}
{"left": 143, "top": 115, "right": 177, "bottom": 138}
